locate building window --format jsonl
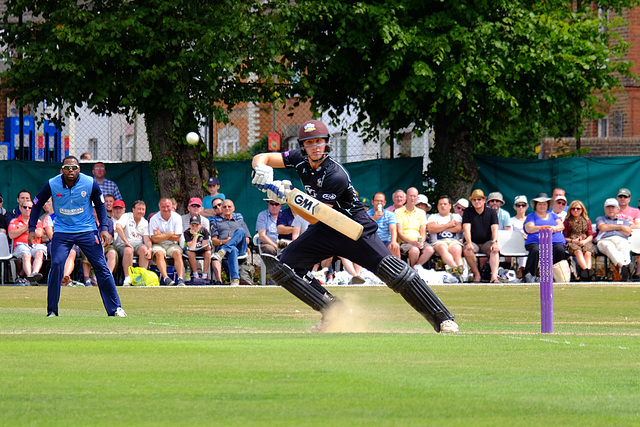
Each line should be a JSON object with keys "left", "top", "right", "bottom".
{"left": 612, "top": 112, "right": 624, "bottom": 137}
{"left": 598, "top": 117, "right": 609, "bottom": 138}
{"left": 217, "top": 126, "right": 239, "bottom": 155}
{"left": 88, "top": 138, "right": 98, "bottom": 159}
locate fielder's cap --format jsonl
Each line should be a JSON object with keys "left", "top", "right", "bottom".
{"left": 532, "top": 193, "right": 552, "bottom": 203}
{"left": 604, "top": 198, "right": 619, "bottom": 208}
{"left": 416, "top": 194, "right": 431, "bottom": 209}
{"left": 113, "top": 200, "right": 125, "bottom": 208}
{"left": 188, "top": 197, "right": 202, "bottom": 206}
{"left": 469, "top": 189, "right": 486, "bottom": 200}
{"left": 487, "top": 192, "right": 504, "bottom": 204}
{"left": 207, "top": 177, "right": 220, "bottom": 186}
{"left": 513, "top": 195, "right": 528, "bottom": 207}
{"left": 454, "top": 198, "right": 469, "bottom": 209}
{"left": 554, "top": 195, "right": 567, "bottom": 203}
{"left": 618, "top": 188, "right": 631, "bottom": 197}
{"left": 189, "top": 215, "right": 201, "bottom": 224}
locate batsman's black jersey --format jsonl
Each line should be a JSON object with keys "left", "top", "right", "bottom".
{"left": 282, "top": 150, "right": 366, "bottom": 218}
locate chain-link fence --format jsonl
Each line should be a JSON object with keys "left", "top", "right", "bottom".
{"left": 3, "top": 100, "right": 431, "bottom": 168}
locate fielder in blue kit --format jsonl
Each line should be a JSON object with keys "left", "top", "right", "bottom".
{"left": 252, "top": 120, "right": 458, "bottom": 333}
{"left": 28, "top": 156, "right": 126, "bottom": 317}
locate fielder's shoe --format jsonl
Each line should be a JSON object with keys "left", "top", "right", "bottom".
{"left": 47, "top": 311, "right": 58, "bottom": 317}
{"left": 176, "top": 278, "right": 186, "bottom": 287}
{"left": 110, "top": 307, "right": 127, "bottom": 317}
{"left": 213, "top": 248, "right": 226, "bottom": 262}
{"left": 123, "top": 276, "right": 132, "bottom": 286}
{"left": 440, "top": 319, "right": 459, "bottom": 334}
{"left": 163, "top": 276, "right": 175, "bottom": 286}
{"left": 230, "top": 278, "right": 240, "bottom": 287}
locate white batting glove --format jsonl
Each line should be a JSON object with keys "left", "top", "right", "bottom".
{"left": 251, "top": 164, "right": 274, "bottom": 192}
{"left": 266, "top": 180, "right": 291, "bottom": 204}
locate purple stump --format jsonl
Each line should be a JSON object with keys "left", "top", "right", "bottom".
{"left": 539, "top": 227, "right": 554, "bottom": 333}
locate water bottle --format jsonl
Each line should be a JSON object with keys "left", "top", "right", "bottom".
{"left": 185, "top": 266, "right": 191, "bottom": 282}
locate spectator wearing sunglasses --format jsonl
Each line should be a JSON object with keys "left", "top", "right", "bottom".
{"left": 510, "top": 195, "right": 529, "bottom": 278}
{"left": 181, "top": 197, "right": 210, "bottom": 232}
{"left": 615, "top": 188, "right": 640, "bottom": 279}
{"left": 550, "top": 195, "right": 568, "bottom": 221}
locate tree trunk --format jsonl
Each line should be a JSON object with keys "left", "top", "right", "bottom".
{"left": 147, "top": 113, "right": 214, "bottom": 214}
{"left": 427, "top": 115, "right": 478, "bottom": 202}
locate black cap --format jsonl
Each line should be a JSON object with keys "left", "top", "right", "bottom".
{"left": 189, "top": 215, "right": 201, "bottom": 224}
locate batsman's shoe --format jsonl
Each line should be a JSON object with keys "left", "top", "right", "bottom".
{"left": 440, "top": 319, "right": 459, "bottom": 334}
{"left": 110, "top": 307, "right": 127, "bottom": 317}
{"left": 163, "top": 276, "right": 175, "bottom": 286}
{"left": 213, "top": 248, "right": 226, "bottom": 262}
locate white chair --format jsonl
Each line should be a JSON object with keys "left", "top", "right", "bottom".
{"left": 0, "top": 234, "right": 17, "bottom": 285}
{"left": 629, "top": 229, "right": 640, "bottom": 256}
{"left": 497, "top": 229, "right": 528, "bottom": 257}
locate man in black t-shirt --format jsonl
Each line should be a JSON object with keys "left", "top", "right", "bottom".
{"left": 462, "top": 189, "right": 500, "bottom": 283}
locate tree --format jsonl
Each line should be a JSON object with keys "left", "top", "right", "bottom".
{"left": 1, "top": 0, "right": 291, "bottom": 209}
{"left": 281, "top": 0, "right": 637, "bottom": 200}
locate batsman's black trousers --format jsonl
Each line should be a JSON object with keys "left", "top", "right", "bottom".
{"left": 280, "top": 210, "right": 389, "bottom": 272}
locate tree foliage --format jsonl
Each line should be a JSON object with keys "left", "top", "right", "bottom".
{"left": 281, "top": 0, "right": 638, "bottom": 199}
{"left": 1, "top": 0, "right": 292, "bottom": 208}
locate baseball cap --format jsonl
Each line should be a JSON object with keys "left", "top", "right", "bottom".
{"left": 454, "top": 198, "right": 469, "bottom": 209}
{"left": 618, "top": 188, "right": 631, "bottom": 197}
{"left": 190, "top": 215, "right": 201, "bottom": 224}
{"left": 113, "top": 200, "right": 125, "bottom": 208}
{"left": 604, "top": 198, "right": 619, "bottom": 208}
{"left": 207, "top": 177, "right": 220, "bottom": 186}
{"left": 554, "top": 195, "right": 567, "bottom": 203}
{"left": 188, "top": 197, "right": 202, "bottom": 206}
{"left": 360, "top": 196, "right": 370, "bottom": 207}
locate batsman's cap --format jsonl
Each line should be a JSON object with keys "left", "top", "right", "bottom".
{"left": 298, "top": 120, "right": 330, "bottom": 142}
{"left": 469, "top": 189, "right": 486, "bottom": 200}
{"left": 207, "top": 177, "right": 220, "bottom": 186}
{"left": 416, "top": 194, "right": 431, "bottom": 209}
{"left": 454, "top": 198, "right": 469, "bottom": 209}
{"left": 188, "top": 197, "right": 202, "bottom": 206}
{"left": 513, "top": 195, "right": 528, "bottom": 208}
{"left": 618, "top": 188, "right": 631, "bottom": 197}
{"left": 487, "top": 192, "right": 504, "bottom": 204}
{"left": 604, "top": 198, "right": 619, "bottom": 208}
{"left": 189, "top": 215, "right": 201, "bottom": 224}
{"left": 113, "top": 200, "right": 125, "bottom": 208}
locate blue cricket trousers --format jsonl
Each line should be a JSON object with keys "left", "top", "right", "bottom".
{"left": 48, "top": 231, "right": 121, "bottom": 315}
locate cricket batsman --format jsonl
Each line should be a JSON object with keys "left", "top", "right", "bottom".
{"left": 251, "top": 119, "right": 458, "bottom": 333}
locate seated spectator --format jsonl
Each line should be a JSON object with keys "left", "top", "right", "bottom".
{"left": 211, "top": 199, "right": 252, "bottom": 286}
{"left": 387, "top": 189, "right": 406, "bottom": 212}
{"left": 462, "top": 189, "right": 500, "bottom": 283}
{"left": 181, "top": 197, "right": 210, "bottom": 232}
{"left": 487, "top": 192, "right": 512, "bottom": 230}
{"left": 596, "top": 198, "right": 632, "bottom": 281}
{"left": 256, "top": 198, "right": 284, "bottom": 255}
{"left": 149, "top": 197, "right": 186, "bottom": 286}
{"left": 551, "top": 188, "right": 568, "bottom": 213}
{"left": 202, "top": 177, "right": 226, "bottom": 217}
{"left": 564, "top": 200, "right": 595, "bottom": 281}
{"left": 115, "top": 200, "right": 153, "bottom": 286}
{"left": 453, "top": 198, "right": 468, "bottom": 217}
{"left": 615, "top": 188, "right": 640, "bottom": 278}
{"left": 523, "top": 193, "right": 566, "bottom": 283}
{"left": 112, "top": 200, "right": 126, "bottom": 221}
{"left": 42, "top": 198, "right": 79, "bottom": 284}
{"left": 81, "top": 206, "right": 118, "bottom": 286}
{"left": 8, "top": 200, "right": 46, "bottom": 285}
{"left": 416, "top": 194, "right": 431, "bottom": 214}
{"left": 427, "top": 195, "right": 464, "bottom": 279}
{"left": 0, "top": 192, "right": 6, "bottom": 234}
{"left": 183, "top": 215, "right": 211, "bottom": 280}
{"left": 510, "top": 195, "right": 529, "bottom": 278}
{"left": 368, "top": 192, "right": 401, "bottom": 258}
{"left": 395, "top": 187, "right": 434, "bottom": 267}
{"left": 550, "top": 195, "right": 568, "bottom": 221}
{"left": 277, "top": 205, "right": 295, "bottom": 242}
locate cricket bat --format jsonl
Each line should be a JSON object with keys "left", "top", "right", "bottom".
{"left": 286, "top": 188, "right": 363, "bottom": 241}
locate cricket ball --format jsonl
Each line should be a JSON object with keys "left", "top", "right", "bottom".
{"left": 186, "top": 132, "right": 199, "bottom": 145}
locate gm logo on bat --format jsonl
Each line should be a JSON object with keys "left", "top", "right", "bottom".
{"left": 293, "top": 193, "right": 317, "bottom": 213}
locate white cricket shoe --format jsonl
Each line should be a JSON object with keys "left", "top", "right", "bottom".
{"left": 113, "top": 307, "right": 127, "bottom": 317}
{"left": 440, "top": 319, "right": 459, "bottom": 334}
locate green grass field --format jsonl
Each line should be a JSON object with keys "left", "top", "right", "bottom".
{"left": 1, "top": 284, "right": 638, "bottom": 426}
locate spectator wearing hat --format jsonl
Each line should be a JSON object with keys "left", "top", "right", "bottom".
{"left": 92, "top": 163, "right": 122, "bottom": 201}
{"left": 387, "top": 189, "right": 406, "bottom": 212}
{"left": 0, "top": 192, "right": 7, "bottom": 234}
{"left": 615, "top": 188, "right": 640, "bottom": 279}
{"left": 453, "top": 198, "right": 468, "bottom": 217}
{"left": 550, "top": 195, "right": 568, "bottom": 221}
{"left": 510, "top": 195, "right": 529, "bottom": 277}
{"left": 462, "top": 189, "right": 500, "bottom": 283}
{"left": 416, "top": 194, "right": 432, "bottom": 214}
{"left": 395, "top": 187, "right": 434, "bottom": 268}
{"left": 181, "top": 197, "right": 210, "bottom": 233}
{"left": 112, "top": 200, "right": 126, "bottom": 221}
{"left": 523, "top": 193, "right": 566, "bottom": 283}
{"left": 183, "top": 215, "right": 212, "bottom": 280}
{"left": 115, "top": 200, "right": 152, "bottom": 286}
{"left": 487, "top": 192, "right": 511, "bottom": 230}
{"left": 202, "top": 177, "right": 226, "bottom": 217}
{"left": 596, "top": 198, "right": 632, "bottom": 281}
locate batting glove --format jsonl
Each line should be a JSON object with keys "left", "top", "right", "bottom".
{"left": 251, "top": 164, "right": 274, "bottom": 192}
{"left": 266, "top": 180, "right": 291, "bottom": 204}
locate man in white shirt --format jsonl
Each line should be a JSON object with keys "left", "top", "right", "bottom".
{"left": 115, "top": 200, "right": 152, "bottom": 286}
{"left": 427, "top": 195, "right": 464, "bottom": 279}
{"left": 149, "top": 198, "right": 185, "bottom": 286}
